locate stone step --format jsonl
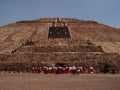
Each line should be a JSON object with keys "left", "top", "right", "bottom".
{"left": 17, "top": 46, "right": 104, "bottom": 53}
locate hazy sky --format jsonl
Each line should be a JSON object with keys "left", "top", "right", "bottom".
{"left": 0, "top": 0, "right": 120, "bottom": 27}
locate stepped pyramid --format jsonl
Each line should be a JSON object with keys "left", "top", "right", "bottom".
{"left": 0, "top": 17, "right": 120, "bottom": 72}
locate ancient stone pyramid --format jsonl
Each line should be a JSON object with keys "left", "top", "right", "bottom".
{"left": 0, "top": 17, "right": 120, "bottom": 72}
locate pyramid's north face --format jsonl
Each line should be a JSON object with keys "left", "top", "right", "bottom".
{"left": 0, "top": 17, "right": 120, "bottom": 72}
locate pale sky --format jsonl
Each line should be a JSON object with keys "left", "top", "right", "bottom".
{"left": 0, "top": 0, "right": 120, "bottom": 27}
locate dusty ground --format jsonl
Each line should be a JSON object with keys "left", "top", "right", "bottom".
{"left": 0, "top": 73, "right": 120, "bottom": 90}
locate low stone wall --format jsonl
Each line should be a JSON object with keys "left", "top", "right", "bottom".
{"left": 17, "top": 46, "right": 104, "bottom": 53}
{"left": 0, "top": 52, "right": 120, "bottom": 73}
{"left": 0, "top": 63, "right": 45, "bottom": 72}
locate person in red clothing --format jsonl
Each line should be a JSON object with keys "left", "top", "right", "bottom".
{"left": 62, "top": 67, "right": 66, "bottom": 74}
{"left": 35, "top": 67, "right": 38, "bottom": 73}
{"left": 65, "top": 66, "right": 70, "bottom": 74}
{"left": 56, "top": 67, "right": 59, "bottom": 74}
{"left": 80, "top": 67, "right": 83, "bottom": 73}
{"left": 88, "top": 66, "right": 93, "bottom": 74}
{"left": 43, "top": 66, "right": 48, "bottom": 74}
{"left": 71, "top": 65, "right": 76, "bottom": 75}
{"left": 37, "top": 67, "right": 41, "bottom": 73}
{"left": 59, "top": 67, "right": 63, "bottom": 74}
{"left": 31, "top": 67, "right": 35, "bottom": 73}
{"left": 76, "top": 67, "right": 80, "bottom": 74}
{"left": 51, "top": 66, "right": 56, "bottom": 74}
{"left": 48, "top": 67, "right": 51, "bottom": 74}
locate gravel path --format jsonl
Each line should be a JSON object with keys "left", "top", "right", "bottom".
{"left": 0, "top": 73, "right": 120, "bottom": 90}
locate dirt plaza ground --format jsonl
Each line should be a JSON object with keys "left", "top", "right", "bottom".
{"left": 0, "top": 73, "right": 120, "bottom": 90}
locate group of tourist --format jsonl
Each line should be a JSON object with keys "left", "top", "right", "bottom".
{"left": 31, "top": 66, "right": 94, "bottom": 74}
